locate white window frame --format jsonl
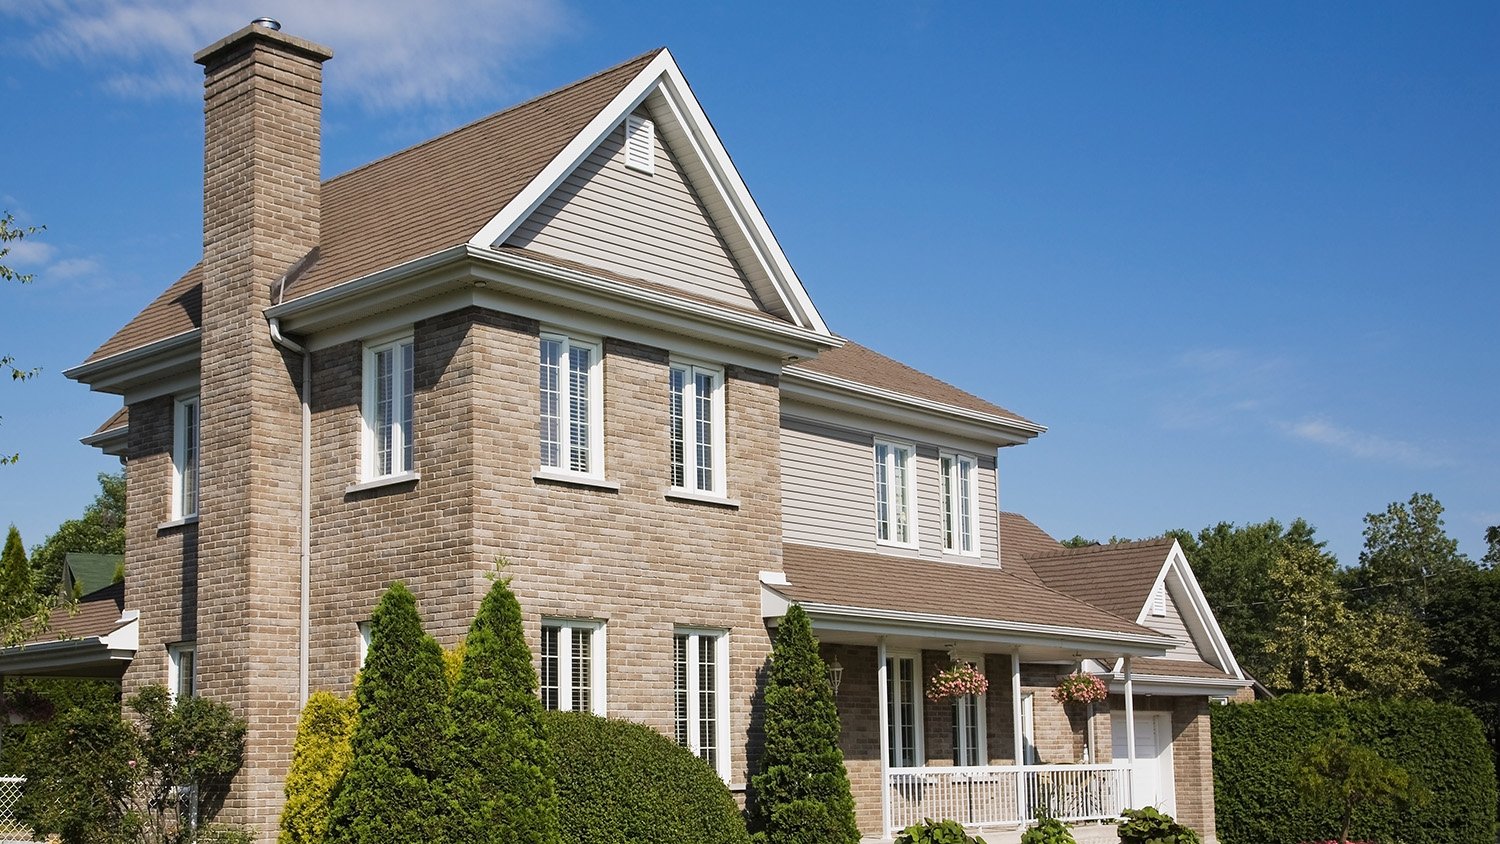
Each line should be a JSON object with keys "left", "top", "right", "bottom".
{"left": 538, "top": 332, "right": 605, "bottom": 479}
{"left": 885, "top": 651, "right": 924, "bottom": 767}
{"left": 624, "top": 115, "right": 655, "bottom": 174}
{"left": 949, "top": 654, "right": 987, "bottom": 766}
{"left": 940, "top": 452, "right": 980, "bottom": 556}
{"left": 356, "top": 621, "right": 373, "bottom": 670}
{"left": 171, "top": 395, "right": 200, "bottom": 520}
{"left": 669, "top": 360, "right": 727, "bottom": 496}
{"left": 874, "top": 440, "right": 918, "bottom": 548}
{"left": 360, "top": 333, "right": 415, "bottom": 481}
{"left": 168, "top": 642, "right": 196, "bottom": 702}
{"left": 540, "top": 618, "right": 607, "bottom": 716}
{"left": 674, "top": 627, "right": 731, "bottom": 781}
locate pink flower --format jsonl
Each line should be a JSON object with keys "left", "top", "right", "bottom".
{"left": 1052, "top": 672, "right": 1109, "bottom": 704}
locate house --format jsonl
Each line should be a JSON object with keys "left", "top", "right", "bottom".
{"left": 35, "top": 19, "right": 1251, "bottom": 842}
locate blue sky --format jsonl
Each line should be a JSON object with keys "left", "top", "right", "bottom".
{"left": 1, "top": 1, "right": 1495, "bottom": 566}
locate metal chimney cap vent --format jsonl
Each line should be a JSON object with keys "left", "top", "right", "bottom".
{"left": 251, "top": 17, "right": 282, "bottom": 31}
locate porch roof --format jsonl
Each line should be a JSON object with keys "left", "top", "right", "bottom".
{"left": 0, "top": 582, "right": 137, "bottom": 678}
{"left": 772, "top": 544, "right": 1176, "bottom": 655}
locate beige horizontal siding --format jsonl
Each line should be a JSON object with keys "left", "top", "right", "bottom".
{"left": 1145, "top": 587, "right": 1201, "bottom": 660}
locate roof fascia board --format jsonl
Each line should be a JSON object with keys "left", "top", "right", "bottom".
{"left": 64, "top": 331, "right": 201, "bottom": 395}
{"left": 80, "top": 424, "right": 129, "bottom": 457}
{"left": 782, "top": 368, "right": 1044, "bottom": 445}
{"left": 466, "top": 49, "right": 830, "bottom": 335}
{"left": 1168, "top": 541, "right": 1245, "bottom": 679}
{"left": 122, "top": 370, "right": 200, "bottom": 406}
{"left": 781, "top": 407, "right": 1000, "bottom": 462}
{"left": 1106, "top": 676, "right": 1248, "bottom": 695}
{"left": 782, "top": 599, "right": 1175, "bottom": 655}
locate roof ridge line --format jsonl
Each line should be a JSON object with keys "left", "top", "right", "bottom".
{"left": 1025, "top": 536, "right": 1174, "bottom": 560}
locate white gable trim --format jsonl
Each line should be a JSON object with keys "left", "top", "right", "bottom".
{"left": 467, "top": 49, "right": 830, "bottom": 336}
{"left": 1132, "top": 541, "right": 1245, "bottom": 680}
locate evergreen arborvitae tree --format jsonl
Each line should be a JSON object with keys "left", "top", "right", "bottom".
{"left": 1, "top": 526, "right": 30, "bottom": 604}
{"left": 279, "top": 691, "right": 357, "bottom": 844}
{"left": 443, "top": 577, "right": 561, "bottom": 843}
{"left": 749, "top": 604, "right": 860, "bottom": 844}
{"left": 326, "top": 583, "right": 450, "bottom": 843}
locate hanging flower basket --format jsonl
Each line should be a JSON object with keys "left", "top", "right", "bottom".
{"left": 1052, "top": 671, "right": 1109, "bottom": 705}
{"left": 926, "top": 662, "right": 989, "bottom": 702}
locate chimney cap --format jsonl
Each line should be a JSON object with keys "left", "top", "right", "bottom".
{"left": 194, "top": 20, "right": 333, "bottom": 66}
{"left": 250, "top": 17, "right": 282, "bottom": 31}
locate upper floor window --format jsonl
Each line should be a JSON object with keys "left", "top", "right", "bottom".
{"left": 669, "top": 362, "right": 725, "bottom": 495}
{"left": 168, "top": 642, "right": 196, "bottom": 702}
{"left": 941, "top": 453, "right": 979, "bottom": 555}
{"left": 539, "top": 333, "right": 603, "bottom": 477}
{"left": 362, "top": 335, "right": 414, "bottom": 480}
{"left": 874, "top": 441, "right": 916, "bottom": 546}
{"left": 172, "top": 396, "right": 200, "bottom": 519}
{"left": 540, "top": 619, "right": 606, "bottom": 715}
{"left": 674, "top": 628, "right": 730, "bottom": 781}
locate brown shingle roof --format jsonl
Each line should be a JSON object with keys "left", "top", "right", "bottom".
{"left": 1024, "top": 538, "right": 1175, "bottom": 621}
{"left": 93, "top": 406, "right": 129, "bottom": 436}
{"left": 998, "top": 512, "right": 1062, "bottom": 583}
{"left": 36, "top": 581, "right": 128, "bottom": 642}
{"left": 780, "top": 543, "right": 1163, "bottom": 640}
{"left": 789, "top": 341, "right": 1037, "bottom": 426}
{"left": 85, "top": 49, "right": 660, "bottom": 365}
{"left": 1128, "top": 657, "right": 1238, "bottom": 682}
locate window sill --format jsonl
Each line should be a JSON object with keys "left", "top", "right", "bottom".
{"left": 665, "top": 488, "right": 740, "bottom": 509}
{"left": 876, "top": 539, "right": 921, "bottom": 552}
{"left": 532, "top": 470, "right": 620, "bottom": 492}
{"left": 346, "top": 471, "right": 421, "bottom": 495}
{"left": 157, "top": 515, "right": 199, "bottom": 532}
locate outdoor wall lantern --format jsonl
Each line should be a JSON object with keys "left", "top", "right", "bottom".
{"left": 826, "top": 655, "right": 844, "bottom": 697}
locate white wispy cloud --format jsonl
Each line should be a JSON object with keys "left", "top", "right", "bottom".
{"left": 0, "top": 0, "right": 573, "bottom": 110}
{"left": 1280, "top": 417, "right": 1451, "bottom": 469}
{"left": 1, "top": 239, "right": 57, "bottom": 267}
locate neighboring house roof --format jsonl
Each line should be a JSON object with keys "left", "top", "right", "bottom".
{"left": 789, "top": 341, "right": 1035, "bottom": 425}
{"left": 64, "top": 553, "right": 124, "bottom": 598}
{"left": 1024, "top": 537, "right": 1177, "bottom": 621}
{"left": 778, "top": 543, "right": 1167, "bottom": 643}
{"left": 86, "top": 49, "right": 661, "bottom": 365}
{"left": 998, "top": 511, "right": 1063, "bottom": 583}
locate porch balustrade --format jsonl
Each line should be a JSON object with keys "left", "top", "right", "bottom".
{"left": 886, "top": 763, "right": 1130, "bottom": 833}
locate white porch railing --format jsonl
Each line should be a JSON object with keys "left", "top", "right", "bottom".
{"left": 887, "top": 763, "right": 1130, "bottom": 832}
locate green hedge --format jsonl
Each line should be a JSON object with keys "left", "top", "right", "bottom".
{"left": 1212, "top": 695, "right": 1496, "bottom": 844}
{"left": 542, "top": 711, "right": 751, "bottom": 844}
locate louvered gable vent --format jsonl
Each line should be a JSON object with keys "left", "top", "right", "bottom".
{"left": 1150, "top": 585, "right": 1167, "bottom": 617}
{"left": 624, "top": 114, "right": 655, "bottom": 174}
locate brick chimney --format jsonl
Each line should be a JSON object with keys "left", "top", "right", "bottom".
{"left": 190, "top": 20, "right": 332, "bottom": 838}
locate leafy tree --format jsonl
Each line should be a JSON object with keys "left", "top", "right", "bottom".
{"left": 1, "top": 211, "right": 43, "bottom": 465}
{"left": 326, "top": 582, "right": 451, "bottom": 843}
{"left": 1347, "top": 493, "right": 1471, "bottom": 617}
{"left": 279, "top": 692, "right": 357, "bottom": 844}
{"left": 1060, "top": 535, "right": 1097, "bottom": 548}
{"left": 1295, "top": 736, "right": 1426, "bottom": 844}
{"left": 1262, "top": 544, "right": 1436, "bottom": 698}
{"left": 30, "top": 472, "right": 126, "bottom": 598}
{"left": 443, "top": 577, "right": 560, "bottom": 843}
{"left": 1169, "top": 518, "right": 1327, "bottom": 683}
{"left": 749, "top": 604, "right": 860, "bottom": 844}
{"left": 1426, "top": 565, "right": 1500, "bottom": 751}
{"left": 1485, "top": 525, "right": 1499, "bottom": 569}
{"left": 1, "top": 523, "right": 55, "bottom": 646}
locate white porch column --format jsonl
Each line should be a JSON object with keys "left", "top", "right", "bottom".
{"left": 877, "top": 636, "right": 891, "bottom": 835}
{"left": 1123, "top": 655, "right": 1136, "bottom": 809}
{"left": 1011, "top": 648, "right": 1025, "bottom": 826}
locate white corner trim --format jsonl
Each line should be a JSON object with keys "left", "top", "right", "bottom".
{"left": 758, "top": 570, "right": 789, "bottom": 586}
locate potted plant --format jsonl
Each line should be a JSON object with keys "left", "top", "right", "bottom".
{"left": 1051, "top": 672, "right": 1108, "bottom": 706}
{"left": 926, "top": 663, "right": 989, "bottom": 702}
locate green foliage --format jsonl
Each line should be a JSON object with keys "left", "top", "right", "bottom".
{"left": 1426, "top": 565, "right": 1500, "bottom": 751}
{"left": 0, "top": 677, "right": 117, "bottom": 770}
{"left": 543, "top": 711, "right": 751, "bottom": 844}
{"left": 1211, "top": 695, "right": 1497, "bottom": 844}
{"left": 0, "top": 524, "right": 45, "bottom": 640}
{"left": 279, "top": 692, "right": 357, "bottom": 844}
{"left": 1261, "top": 544, "right": 1436, "bottom": 698}
{"left": 326, "top": 582, "right": 451, "bottom": 843}
{"left": 1116, "top": 807, "right": 1201, "bottom": 844}
{"left": 748, "top": 604, "right": 860, "bottom": 844}
{"left": 894, "top": 818, "right": 988, "bottom": 843}
{"left": 1348, "top": 492, "right": 1471, "bottom": 616}
{"left": 1060, "top": 536, "right": 1098, "bottom": 548}
{"left": 1295, "top": 736, "right": 1426, "bottom": 844}
{"left": 1020, "top": 809, "right": 1075, "bottom": 844}
{"left": 1485, "top": 525, "right": 1499, "bottom": 569}
{"left": 1, "top": 211, "right": 44, "bottom": 464}
{"left": 443, "top": 577, "right": 560, "bottom": 843}
{"left": 29, "top": 472, "right": 126, "bottom": 598}
{"left": 16, "top": 684, "right": 246, "bottom": 844}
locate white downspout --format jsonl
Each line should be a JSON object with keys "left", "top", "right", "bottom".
{"left": 268, "top": 317, "right": 311, "bottom": 706}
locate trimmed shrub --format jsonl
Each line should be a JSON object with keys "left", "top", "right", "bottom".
{"left": 748, "top": 604, "right": 860, "bottom": 844}
{"left": 1213, "top": 695, "right": 1497, "bottom": 844}
{"left": 543, "top": 711, "right": 751, "bottom": 844}
{"left": 895, "top": 818, "right": 987, "bottom": 843}
{"left": 16, "top": 701, "right": 140, "bottom": 843}
{"left": 1020, "top": 809, "right": 1075, "bottom": 844}
{"left": 1117, "top": 807, "right": 1201, "bottom": 844}
{"left": 443, "top": 577, "right": 560, "bottom": 843}
{"left": 279, "top": 691, "right": 357, "bottom": 844}
{"left": 326, "top": 582, "right": 451, "bottom": 843}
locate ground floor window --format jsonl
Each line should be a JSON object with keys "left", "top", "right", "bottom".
{"left": 886, "top": 654, "right": 922, "bottom": 767}
{"left": 541, "top": 619, "right": 605, "bottom": 715}
{"left": 950, "top": 657, "right": 987, "bottom": 766}
{"left": 168, "top": 642, "right": 195, "bottom": 701}
{"left": 674, "top": 629, "right": 729, "bottom": 780}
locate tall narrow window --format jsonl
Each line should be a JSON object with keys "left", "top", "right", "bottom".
{"left": 539, "top": 620, "right": 605, "bottom": 715}
{"left": 362, "top": 335, "right": 414, "bottom": 479}
{"left": 674, "top": 629, "right": 729, "bottom": 780}
{"left": 172, "top": 396, "right": 200, "bottom": 519}
{"left": 669, "top": 363, "right": 725, "bottom": 495}
{"left": 949, "top": 660, "right": 986, "bottom": 766}
{"left": 886, "top": 654, "right": 921, "bottom": 767}
{"left": 941, "top": 453, "right": 979, "bottom": 555}
{"left": 356, "top": 621, "right": 373, "bottom": 671}
{"left": 874, "top": 442, "right": 916, "bottom": 545}
{"left": 539, "top": 334, "right": 603, "bottom": 477}
{"left": 168, "top": 642, "right": 196, "bottom": 702}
